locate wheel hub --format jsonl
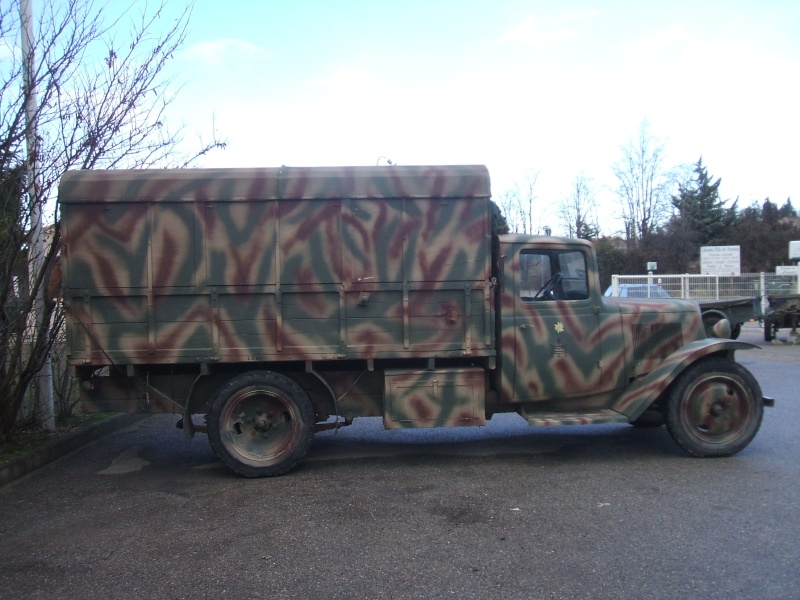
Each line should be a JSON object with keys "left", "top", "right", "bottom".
{"left": 683, "top": 373, "right": 753, "bottom": 442}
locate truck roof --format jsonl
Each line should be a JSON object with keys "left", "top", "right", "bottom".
{"left": 59, "top": 165, "right": 491, "bottom": 203}
{"left": 498, "top": 234, "right": 594, "bottom": 249}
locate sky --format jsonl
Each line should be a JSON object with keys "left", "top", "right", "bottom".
{"left": 159, "top": 0, "right": 799, "bottom": 236}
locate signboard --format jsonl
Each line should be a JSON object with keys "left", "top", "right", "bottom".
{"left": 700, "top": 245, "right": 740, "bottom": 276}
{"left": 776, "top": 265, "right": 799, "bottom": 275}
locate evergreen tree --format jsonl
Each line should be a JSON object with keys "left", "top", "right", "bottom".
{"left": 490, "top": 200, "right": 510, "bottom": 235}
{"left": 718, "top": 200, "right": 800, "bottom": 272}
{"left": 671, "top": 158, "right": 737, "bottom": 246}
{"left": 761, "top": 199, "right": 780, "bottom": 225}
{"left": 778, "top": 198, "right": 797, "bottom": 218}
{"left": 594, "top": 238, "right": 629, "bottom": 290}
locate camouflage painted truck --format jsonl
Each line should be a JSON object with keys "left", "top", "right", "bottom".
{"left": 59, "top": 165, "right": 772, "bottom": 477}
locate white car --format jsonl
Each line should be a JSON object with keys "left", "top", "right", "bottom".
{"left": 604, "top": 284, "right": 672, "bottom": 298}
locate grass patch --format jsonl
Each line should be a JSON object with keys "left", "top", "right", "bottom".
{"left": 0, "top": 412, "right": 117, "bottom": 465}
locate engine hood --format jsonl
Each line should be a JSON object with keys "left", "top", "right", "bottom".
{"left": 604, "top": 296, "right": 701, "bottom": 315}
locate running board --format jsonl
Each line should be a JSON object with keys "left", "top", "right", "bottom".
{"left": 523, "top": 409, "right": 629, "bottom": 427}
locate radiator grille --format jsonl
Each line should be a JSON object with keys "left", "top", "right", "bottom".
{"left": 633, "top": 323, "right": 683, "bottom": 361}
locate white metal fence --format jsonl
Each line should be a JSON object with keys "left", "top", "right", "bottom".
{"left": 609, "top": 273, "right": 800, "bottom": 314}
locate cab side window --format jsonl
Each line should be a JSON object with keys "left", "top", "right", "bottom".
{"left": 519, "top": 249, "right": 588, "bottom": 302}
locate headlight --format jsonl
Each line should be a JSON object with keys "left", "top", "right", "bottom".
{"left": 709, "top": 318, "right": 732, "bottom": 339}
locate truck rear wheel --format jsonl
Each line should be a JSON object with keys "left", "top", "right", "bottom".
{"left": 209, "top": 371, "right": 315, "bottom": 477}
{"left": 665, "top": 358, "right": 763, "bottom": 457}
{"left": 764, "top": 318, "right": 775, "bottom": 342}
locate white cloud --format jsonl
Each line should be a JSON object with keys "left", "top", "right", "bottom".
{"left": 619, "top": 25, "right": 695, "bottom": 53}
{"left": 173, "top": 3, "right": 798, "bottom": 219}
{"left": 304, "top": 68, "right": 371, "bottom": 89}
{"left": 501, "top": 10, "right": 601, "bottom": 45}
{"left": 180, "top": 39, "right": 269, "bottom": 66}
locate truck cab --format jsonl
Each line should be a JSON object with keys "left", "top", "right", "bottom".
{"left": 494, "top": 235, "right": 759, "bottom": 431}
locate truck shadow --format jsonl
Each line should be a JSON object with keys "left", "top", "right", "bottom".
{"left": 303, "top": 418, "right": 683, "bottom": 472}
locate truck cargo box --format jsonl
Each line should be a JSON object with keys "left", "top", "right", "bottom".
{"left": 60, "top": 165, "right": 495, "bottom": 367}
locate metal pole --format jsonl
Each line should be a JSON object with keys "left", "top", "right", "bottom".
{"left": 21, "top": 0, "right": 55, "bottom": 432}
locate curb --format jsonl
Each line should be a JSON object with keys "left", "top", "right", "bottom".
{"left": 0, "top": 413, "right": 151, "bottom": 487}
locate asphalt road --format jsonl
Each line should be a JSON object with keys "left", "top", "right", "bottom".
{"left": 1, "top": 325, "right": 798, "bottom": 600}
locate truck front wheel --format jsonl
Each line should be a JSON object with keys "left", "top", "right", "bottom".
{"left": 665, "top": 359, "right": 763, "bottom": 457}
{"left": 209, "top": 371, "right": 315, "bottom": 477}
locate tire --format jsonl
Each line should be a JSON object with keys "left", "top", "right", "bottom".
{"left": 208, "top": 371, "right": 315, "bottom": 477}
{"left": 764, "top": 318, "right": 775, "bottom": 342}
{"left": 664, "top": 358, "right": 763, "bottom": 457}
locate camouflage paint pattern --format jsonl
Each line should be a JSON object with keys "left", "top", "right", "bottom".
{"left": 60, "top": 165, "right": 760, "bottom": 440}
{"left": 384, "top": 368, "right": 486, "bottom": 428}
{"left": 610, "top": 337, "right": 757, "bottom": 419}
{"left": 61, "top": 166, "right": 497, "bottom": 427}
{"left": 61, "top": 166, "right": 494, "bottom": 368}
{"left": 491, "top": 235, "right": 740, "bottom": 424}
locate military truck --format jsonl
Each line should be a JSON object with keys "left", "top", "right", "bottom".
{"left": 59, "top": 165, "right": 771, "bottom": 477}
{"left": 697, "top": 296, "right": 760, "bottom": 340}
{"left": 764, "top": 293, "right": 800, "bottom": 342}
{"left": 763, "top": 242, "right": 800, "bottom": 342}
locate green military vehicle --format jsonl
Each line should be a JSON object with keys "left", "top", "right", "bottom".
{"left": 60, "top": 165, "right": 771, "bottom": 477}
{"left": 764, "top": 293, "right": 800, "bottom": 342}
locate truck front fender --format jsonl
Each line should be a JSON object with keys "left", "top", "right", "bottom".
{"left": 612, "top": 339, "right": 760, "bottom": 420}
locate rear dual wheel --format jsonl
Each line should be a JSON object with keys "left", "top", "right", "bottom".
{"left": 665, "top": 358, "right": 763, "bottom": 457}
{"left": 209, "top": 371, "right": 315, "bottom": 477}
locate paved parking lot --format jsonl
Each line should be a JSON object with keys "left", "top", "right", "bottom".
{"left": 1, "top": 324, "right": 798, "bottom": 600}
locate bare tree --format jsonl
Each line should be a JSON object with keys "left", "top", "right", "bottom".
{"left": 612, "top": 121, "right": 676, "bottom": 248}
{"left": 559, "top": 173, "right": 599, "bottom": 239}
{"left": 0, "top": 0, "right": 225, "bottom": 440}
{"left": 496, "top": 188, "right": 522, "bottom": 232}
{"left": 497, "top": 169, "right": 550, "bottom": 234}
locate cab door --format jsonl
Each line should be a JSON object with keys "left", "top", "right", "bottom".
{"left": 501, "top": 241, "right": 612, "bottom": 402}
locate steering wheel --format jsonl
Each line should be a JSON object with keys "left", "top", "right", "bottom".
{"left": 534, "top": 272, "right": 562, "bottom": 300}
